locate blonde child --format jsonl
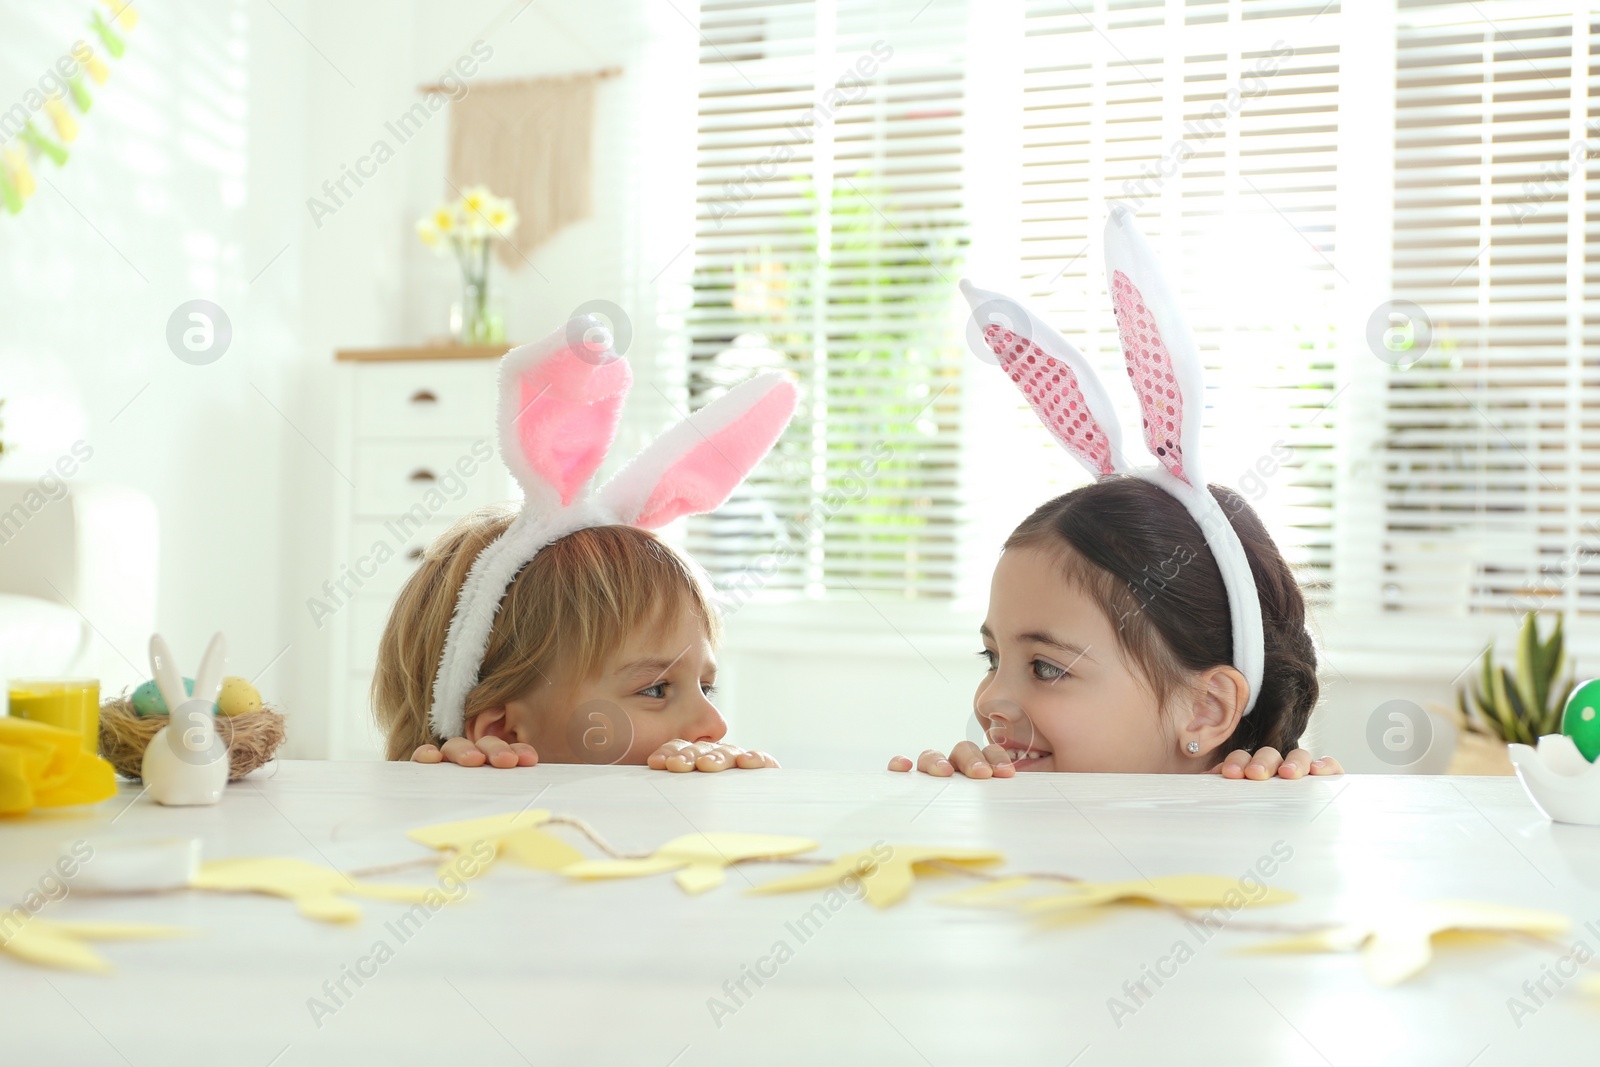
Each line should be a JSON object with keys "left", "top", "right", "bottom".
{"left": 893, "top": 206, "right": 1343, "bottom": 782}
{"left": 372, "top": 320, "right": 797, "bottom": 773}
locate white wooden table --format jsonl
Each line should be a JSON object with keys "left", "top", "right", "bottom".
{"left": 3, "top": 762, "right": 1597, "bottom": 1066}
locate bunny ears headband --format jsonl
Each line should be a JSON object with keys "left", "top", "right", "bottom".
{"left": 429, "top": 318, "right": 800, "bottom": 739}
{"left": 963, "top": 203, "right": 1264, "bottom": 715}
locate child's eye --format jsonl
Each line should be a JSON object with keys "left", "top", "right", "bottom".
{"left": 638, "top": 682, "right": 668, "bottom": 699}
{"left": 701, "top": 681, "right": 718, "bottom": 697}
{"left": 1032, "top": 659, "right": 1067, "bottom": 682}
{"left": 978, "top": 649, "right": 997, "bottom": 671}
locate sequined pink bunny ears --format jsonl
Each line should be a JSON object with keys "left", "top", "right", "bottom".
{"left": 429, "top": 317, "right": 799, "bottom": 738}
{"left": 962, "top": 203, "right": 1264, "bottom": 714}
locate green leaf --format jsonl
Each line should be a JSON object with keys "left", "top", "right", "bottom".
{"left": 1540, "top": 614, "right": 1566, "bottom": 684}
{"left": 1501, "top": 667, "right": 1531, "bottom": 745}
{"left": 1515, "top": 615, "right": 1542, "bottom": 724}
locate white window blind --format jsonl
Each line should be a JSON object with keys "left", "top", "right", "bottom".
{"left": 1016, "top": 0, "right": 1346, "bottom": 604}
{"left": 1385, "top": 0, "right": 1600, "bottom": 622}
{"left": 686, "top": 0, "right": 969, "bottom": 603}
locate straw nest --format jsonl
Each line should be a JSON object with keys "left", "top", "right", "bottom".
{"left": 99, "top": 694, "right": 287, "bottom": 782}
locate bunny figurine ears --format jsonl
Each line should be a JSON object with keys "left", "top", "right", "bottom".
{"left": 962, "top": 203, "right": 1264, "bottom": 715}
{"left": 429, "top": 317, "right": 800, "bottom": 739}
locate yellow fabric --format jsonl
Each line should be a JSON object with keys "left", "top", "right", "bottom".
{"left": 0, "top": 716, "right": 117, "bottom": 815}
{"left": 565, "top": 832, "right": 818, "bottom": 895}
{"left": 1248, "top": 899, "right": 1570, "bottom": 985}
{"left": 190, "top": 857, "right": 438, "bottom": 924}
{"left": 0, "top": 916, "right": 186, "bottom": 973}
{"left": 750, "top": 846, "right": 1003, "bottom": 909}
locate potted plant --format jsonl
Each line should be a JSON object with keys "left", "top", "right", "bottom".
{"left": 1451, "top": 613, "right": 1577, "bottom": 774}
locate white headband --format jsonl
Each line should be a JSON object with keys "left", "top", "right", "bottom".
{"left": 962, "top": 202, "right": 1264, "bottom": 715}
{"left": 428, "top": 316, "right": 799, "bottom": 739}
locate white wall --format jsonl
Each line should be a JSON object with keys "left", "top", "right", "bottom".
{"left": 0, "top": 1, "right": 305, "bottom": 694}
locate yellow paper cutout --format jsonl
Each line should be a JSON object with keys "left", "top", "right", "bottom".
{"left": 1021, "top": 875, "right": 1296, "bottom": 914}
{"left": 565, "top": 833, "right": 819, "bottom": 895}
{"left": 44, "top": 97, "right": 78, "bottom": 143}
{"left": 1248, "top": 899, "right": 1570, "bottom": 986}
{"left": 750, "top": 846, "right": 1003, "bottom": 908}
{"left": 406, "top": 810, "right": 582, "bottom": 876}
{"left": 3, "top": 147, "right": 35, "bottom": 199}
{"left": 1, "top": 916, "right": 186, "bottom": 973}
{"left": 190, "top": 858, "right": 438, "bottom": 924}
{"left": 0, "top": 716, "right": 116, "bottom": 815}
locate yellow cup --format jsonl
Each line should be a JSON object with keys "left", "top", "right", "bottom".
{"left": 8, "top": 679, "right": 101, "bottom": 754}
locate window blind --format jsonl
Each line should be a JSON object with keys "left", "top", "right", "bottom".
{"left": 685, "top": 0, "right": 969, "bottom": 604}
{"left": 1385, "top": 0, "right": 1600, "bottom": 621}
{"left": 1015, "top": 0, "right": 1345, "bottom": 603}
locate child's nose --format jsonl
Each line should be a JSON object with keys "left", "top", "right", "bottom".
{"left": 685, "top": 694, "right": 727, "bottom": 744}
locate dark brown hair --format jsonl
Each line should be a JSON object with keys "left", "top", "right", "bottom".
{"left": 1004, "top": 477, "right": 1318, "bottom": 756}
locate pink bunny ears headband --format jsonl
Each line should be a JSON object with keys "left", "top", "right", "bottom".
{"left": 962, "top": 203, "right": 1264, "bottom": 715}
{"left": 429, "top": 318, "right": 800, "bottom": 739}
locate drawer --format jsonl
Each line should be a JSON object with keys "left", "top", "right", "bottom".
{"left": 352, "top": 438, "right": 511, "bottom": 518}
{"left": 353, "top": 361, "right": 499, "bottom": 440}
{"left": 348, "top": 518, "right": 455, "bottom": 602}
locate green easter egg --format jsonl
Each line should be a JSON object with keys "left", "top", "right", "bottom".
{"left": 130, "top": 676, "right": 197, "bottom": 717}
{"left": 1561, "top": 679, "right": 1600, "bottom": 762}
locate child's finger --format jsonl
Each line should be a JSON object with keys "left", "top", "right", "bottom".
{"left": 1308, "top": 755, "right": 1344, "bottom": 776}
{"left": 474, "top": 736, "right": 522, "bottom": 768}
{"left": 508, "top": 742, "right": 539, "bottom": 766}
{"left": 695, "top": 744, "right": 743, "bottom": 772}
{"left": 735, "top": 750, "right": 777, "bottom": 769}
{"left": 916, "top": 749, "right": 954, "bottom": 777}
{"left": 1214, "top": 749, "right": 1252, "bottom": 778}
{"left": 948, "top": 741, "right": 994, "bottom": 779}
{"left": 665, "top": 741, "right": 715, "bottom": 773}
{"left": 981, "top": 743, "right": 1015, "bottom": 776}
{"left": 440, "top": 737, "right": 487, "bottom": 767}
{"left": 1245, "top": 747, "right": 1283, "bottom": 780}
{"left": 411, "top": 744, "right": 443, "bottom": 764}
{"left": 1277, "top": 749, "right": 1315, "bottom": 779}
{"left": 887, "top": 755, "right": 913, "bottom": 772}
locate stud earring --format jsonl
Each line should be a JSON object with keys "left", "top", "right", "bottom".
{"left": 1186, "top": 741, "right": 1200, "bottom": 754}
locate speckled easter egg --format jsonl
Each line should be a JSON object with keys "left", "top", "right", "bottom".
{"left": 217, "top": 676, "right": 262, "bottom": 717}
{"left": 1561, "top": 680, "right": 1600, "bottom": 762}
{"left": 130, "top": 676, "right": 196, "bottom": 717}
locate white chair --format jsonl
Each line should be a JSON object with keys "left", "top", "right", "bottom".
{"left": 0, "top": 480, "right": 158, "bottom": 699}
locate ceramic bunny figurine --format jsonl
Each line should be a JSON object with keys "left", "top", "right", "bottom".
{"left": 140, "top": 632, "right": 229, "bottom": 806}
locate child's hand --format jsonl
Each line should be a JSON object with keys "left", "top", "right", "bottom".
{"left": 647, "top": 740, "right": 779, "bottom": 773}
{"left": 886, "top": 743, "right": 1015, "bottom": 779}
{"left": 412, "top": 737, "right": 540, "bottom": 768}
{"left": 1211, "top": 747, "right": 1342, "bottom": 780}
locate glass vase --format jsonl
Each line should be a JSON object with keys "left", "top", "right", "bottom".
{"left": 451, "top": 280, "right": 505, "bottom": 345}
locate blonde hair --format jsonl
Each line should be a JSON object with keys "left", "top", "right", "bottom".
{"left": 372, "top": 509, "right": 721, "bottom": 760}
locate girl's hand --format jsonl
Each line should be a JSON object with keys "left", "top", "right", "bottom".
{"left": 647, "top": 740, "right": 779, "bottom": 773}
{"left": 412, "top": 737, "right": 540, "bottom": 768}
{"left": 887, "top": 742, "right": 1016, "bottom": 779}
{"left": 1211, "top": 747, "right": 1343, "bottom": 780}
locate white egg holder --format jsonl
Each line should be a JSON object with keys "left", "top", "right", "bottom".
{"left": 1509, "top": 734, "right": 1600, "bottom": 826}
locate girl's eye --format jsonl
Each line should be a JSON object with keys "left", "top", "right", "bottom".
{"left": 1032, "top": 659, "right": 1067, "bottom": 682}
{"left": 978, "top": 649, "right": 997, "bottom": 671}
{"left": 639, "top": 682, "right": 668, "bottom": 699}
{"left": 701, "top": 681, "right": 718, "bottom": 697}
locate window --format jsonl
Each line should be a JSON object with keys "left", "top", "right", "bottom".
{"left": 685, "top": 0, "right": 969, "bottom": 603}
{"left": 1015, "top": 0, "right": 1345, "bottom": 603}
{"left": 1384, "top": 0, "right": 1600, "bottom": 624}
{"left": 679, "top": 0, "right": 1600, "bottom": 657}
